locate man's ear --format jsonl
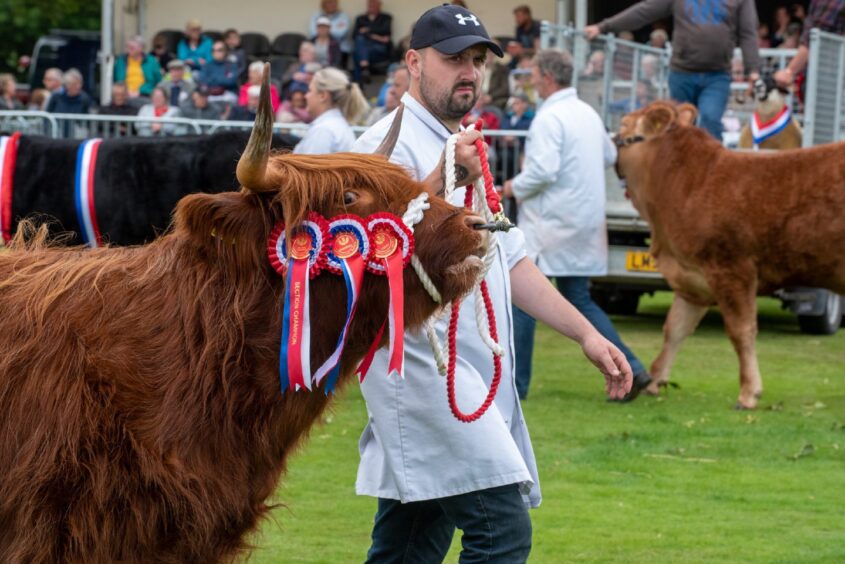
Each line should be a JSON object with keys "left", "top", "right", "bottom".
{"left": 641, "top": 102, "right": 677, "bottom": 136}
{"left": 677, "top": 103, "right": 698, "bottom": 127}
{"left": 405, "top": 49, "right": 422, "bottom": 81}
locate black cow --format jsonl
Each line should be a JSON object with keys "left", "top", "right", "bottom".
{"left": 9, "top": 130, "right": 297, "bottom": 245}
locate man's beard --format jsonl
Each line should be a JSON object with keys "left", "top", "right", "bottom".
{"left": 419, "top": 77, "right": 478, "bottom": 121}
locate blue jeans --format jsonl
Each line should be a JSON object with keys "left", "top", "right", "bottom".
{"left": 353, "top": 35, "right": 390, "bottom": 81}
{"left": 668, "top": 70, "right": 731, "bottom": 140}
{"left": 365, "top": 483, "right": 532, "bottom": 564}
{"left": 513, "top": 276, "right": 646, "bottom": 399}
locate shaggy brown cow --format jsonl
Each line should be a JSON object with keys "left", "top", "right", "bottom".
{"left": 0, "top": 68, "right": 486, "bottom": 562}
{"left": 615, "top": 101, "right": 845, "bottom": 409}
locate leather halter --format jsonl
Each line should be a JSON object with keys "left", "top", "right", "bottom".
{"left": 613, "top": 134, "right": 646, "bottom": 149}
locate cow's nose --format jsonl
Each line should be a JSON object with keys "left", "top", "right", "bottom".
{"left": 464, "top": 214, "right": 485, "bottom": 229}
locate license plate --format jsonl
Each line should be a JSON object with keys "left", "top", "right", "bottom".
{"left": 625, "top": 250, "right": 657, "bottom": 272}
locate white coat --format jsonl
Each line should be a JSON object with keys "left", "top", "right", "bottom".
{"left": 351, "top": 93, "right": 541, "bottom": 508}
{"left": 293, "top": 108, "right": 355, "bottom": 154}
{"left": 511, "top": 87, "right": 617, "bottom": 277}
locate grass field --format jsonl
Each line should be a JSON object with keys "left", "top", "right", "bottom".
{"left": 248, "top": 292, "right": 845, "bottom": 563}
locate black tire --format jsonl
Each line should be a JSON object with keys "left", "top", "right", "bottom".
{"left": 797, "top": 291, "right": 842, "bottom": 335}
{"left": 591, "top": 287, "right": 641, "bottom": 316}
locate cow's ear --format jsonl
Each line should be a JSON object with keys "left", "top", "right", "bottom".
{"left": 174, "top": 191, "right": 269, "bottom": 260}
{"left": 641, "top": 103, "right": 677, "bottom": 136}
{"left": 677, "top": 103, "right": 698, "bottom": 127}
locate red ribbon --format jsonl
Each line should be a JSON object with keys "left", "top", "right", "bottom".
{"left": 286, "top": 257, "right": 311, "bottom": 390}
{"left": 356, "top": 319, "right": 386, "bottom": 383}
{"left": 0, "top": 132, "right": 20, "bottom": 244}
{"left": 383, "top": 250, "right": 405, "bottom": 378}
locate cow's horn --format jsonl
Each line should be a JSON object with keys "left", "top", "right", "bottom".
{"left": 237, "top": 62, "right": 275, "bottom": 193}
{"left": 373, "top": 103, "right": 404, "bottom": 158}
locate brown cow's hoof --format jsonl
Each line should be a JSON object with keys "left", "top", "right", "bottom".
{"left": 734, "top": 400, "right": 758, "bottom": 410}
{"left": 644, "top": 381, "right": 663, "bottom": 396}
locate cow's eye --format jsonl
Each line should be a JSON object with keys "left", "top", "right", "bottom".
{"left": 343, "top": 191, "right": 358, "bottom": 205}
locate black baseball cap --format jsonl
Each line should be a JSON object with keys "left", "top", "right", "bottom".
{"left": 410, "top": 4, "right": 504, "bottom": 57}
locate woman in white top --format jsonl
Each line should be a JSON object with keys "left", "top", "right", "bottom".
{"left": 293, "top": 67, "right": 368, "bottom": 154}
{"left": 136, "top": 87, "right": 180, "bottom": 137}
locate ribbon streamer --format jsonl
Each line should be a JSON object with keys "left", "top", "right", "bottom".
{"left": 0, "top": 133, "right": 20, "bottom": 244}
{"left": 74, "top": 138, "right": 104, "bottom": 248}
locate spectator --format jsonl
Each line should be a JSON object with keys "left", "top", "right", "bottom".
{"left": 42, "top": 68, "right": 64, "bottom": 108}
{"left": 509, "top": 52, "right": 536, "bottom": 103}
{"left": 27, "top": 89, "right": 49, "bottom": 111}
{"left": 609, "top": 80, "right": 655, "bottom": 113}
{"left": 792, "top": 2, "right": 807, "bottom": 22}
{"left": 461, "top": 95, "right": 502, "bottom": 144}
{"left": 46, "top": 69, "right": 92, "bottom": 115}
{"left": 239, "top": 61, "right": 280, "bottom": 113}
{"left": 276, "top": 84, "right": 312, "bottom": 123}
{"left": 114, "top": 36, "right": 162, "bottom": 98}
{"left": 775, "top": 1, "right": 845, "bottom": 90}
{"left": 200, "top": 41, "right": 239, "bottom": 105}
{"left": 0, "top": 74, "right": 23, "bottom": 110}
{"left": 179, "top": 86, "right": 222, "bottom": 120}
{"left": 486, "top": 42, "right": 512, "bottom": 109}
{"left": 503, "top": 48, "right": 650, "bottom": 401}
{"left": 158, "top": 59, "right": 196, "bottom": 107}
{"left": 758, "top": 22, "right": 772, "bottom": 48}
{"left": 312, "top": 17, "right": 343, "bottom": 68}
{"left": 366, "top": 65, "right": 408, "bottom": 125}
{"left": 224, "top": 29, "right": 247, "bottom": 78}
{"left": 177, "top": 19, "right": 214, "bottom": 71}
{"left": 649, "top": 28, "right": 669, "bottom": 48}
{"left": 505, "top": 39, "right": 524, "bottom": 70}
{"left": 294, "top": 67, "right": 368, "bottom": 153}
{"left": 99, "top": 83, "right": 139, "bottom": 116}
{"left": 282, "top": 41, "right": 320, "bottom": 93}
{"left": 150, "top": 33, "right": 175, "bottom": 70}
{"left": 581, "top": 49, "right": 606, "bottom": 79}
{"left": 499, "top": 93, "right": 534, "bottom": 183}
{"left": 229, "top": 85, "right": 260, "bottom": 121}
{"left": 586, "top": 0, "right": 761, "bottom": 140}
{"left": 309, "top": 0, "right": 353, "bottom": 63}
{"left": 782, "top": 21, "right": 803, "bottom": 48}
{"left": 352, "top": 0, "right": 393, "bottom": 82}
{"left": 771, "top": 5, "right": 792, "bottom": 48}
{"left": 513, "top": 4, "right": 541, "bottom": 49}
{"left": 136, "top": 87, "right": 180, "bottom": 137}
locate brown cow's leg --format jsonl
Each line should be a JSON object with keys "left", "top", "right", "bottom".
{"left": 712, "top": 282, "right": 762, "bottom": 409}
{"left": 647, "top": 295, "right": 708, "bottom": 395}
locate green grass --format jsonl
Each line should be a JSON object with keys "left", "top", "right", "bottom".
{"left": 247, "top": 292, "right": 845, "bottom": 563}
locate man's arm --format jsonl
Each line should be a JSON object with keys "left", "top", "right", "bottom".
{"left": 738, "top": 0, "right": 762, "bottom": 78}
{"left": 509, "top": 257, "right": 633, "bottom": 398}
{"left": 585, "top": 0, "right": 673, "bottom": 38}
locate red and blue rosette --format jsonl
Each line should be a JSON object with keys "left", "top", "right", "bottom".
{"left": 356, "top": 213, "right": 415, "bottom": 381}
{"left": 267, "top": 212, "right": 330, "bottom": 393}
{"left": 313, "top": 214, "right": 371, "bottom": 393}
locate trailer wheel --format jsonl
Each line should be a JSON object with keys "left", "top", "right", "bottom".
{"left": 591, "top": 288, "right": 641, "bottom": 316}
{"left": 797, "top": 291, "right": 842, "bottom": 335}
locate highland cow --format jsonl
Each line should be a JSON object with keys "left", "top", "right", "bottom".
{"left": 0, "top": 67, "right": 486, "bottom": 562}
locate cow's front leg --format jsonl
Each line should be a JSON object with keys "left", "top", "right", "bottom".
{"left": 647, "top": 294, "right": 708, "bottom": 395}
{"left": 711, "top": 276, "right": 762, "bottom": 409}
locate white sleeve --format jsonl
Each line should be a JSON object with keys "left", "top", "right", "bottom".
{"left": 500, "top": 226, "right": 528, "bottom": 271}
{"left": 511, "top": 113, "right": 563, "bottom": 201}
{"left": 602, "top": 129, "right": 618, "bottom": 168}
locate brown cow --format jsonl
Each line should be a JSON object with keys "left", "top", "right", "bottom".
{"left": 615, "top": 101, "right": 845, "bottom": 409}
{"left": 0, "top": 68, "right": 486, "bottom": 562}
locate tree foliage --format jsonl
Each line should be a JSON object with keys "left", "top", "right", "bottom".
{"left": 0, "top": 0, "right": 100, "bottom": 77}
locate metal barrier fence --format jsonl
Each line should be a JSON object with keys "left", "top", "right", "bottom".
{"left": 0, "top": 110, "right": 528, "bottom": 189}
{"left": 803, "top": 29, "right": 845, "bottom": 147}
{"left": 539, "top": 22, "right": 799, "bottom": 138}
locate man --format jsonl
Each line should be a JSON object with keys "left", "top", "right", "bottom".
{"left": 199, "top": 41, "right": 239, "bottom": 104}
{"left": 585, "top": 0, "right": 761, "bottom": 140}
{"left": 113, "top": 36, "right": 162, "bottom": 98}
{"left": 353, "top": 5, "right": 632, "bottom": 563}
{"left": 45, "top": 69, "right": 92, "bottom": 115}
{"left": 177, "top": 19, "right": 213, "bottom": 71}
{"left": 308, "top": 0, "right": 353, "bottom": 62}
{"left": 223, "top": 28, "right": 247, "bottom": 78}
{"left": 98, "top": 83, "right": 138, "bottom": 117}
{"left": 158, "top": 59, "right": 196, "bottom": 107}
{"left": 502, "top": 49, "right": 652, "bottom": 403}
{"left": 42, "top": 68, "right": 64, "bottom": 108}
{"left": 228, "top": 85, "right": 259, "bottom": 121}
{"left": 774, "top": 0, "right": 845, "bottom": 89}
{"left": 513, "top": 4, "right": 541, "bottom": 49}
{"left": 352, "top": 0, "right": 393, "bottom": 82}
{"left": 178, "top": 86, "right": 221, "bottom": 120}
{"left": 366, "top": 64, "right": 408, "bottom": 125}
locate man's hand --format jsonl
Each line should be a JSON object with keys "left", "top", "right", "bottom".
{"left": 774, "top": 68, "right": 794, "bottom": 89}
{"left": 502, "top": 179, "right": 514, "bottom": 199}
{"left": 747, "top": 71, "right": 761, "bottom": 97}
{"left": 579, "top": 332, "right": 633, "bottom": 400}
{"left": 442, "top": 130, "right": 485, "bottom": 189}
{"left": 584, "top": 25, "right": 602, "bottom": 41}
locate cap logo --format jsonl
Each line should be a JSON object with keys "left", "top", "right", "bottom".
{"left": 455, "top": 13, "right": 480, "bottom": 26}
